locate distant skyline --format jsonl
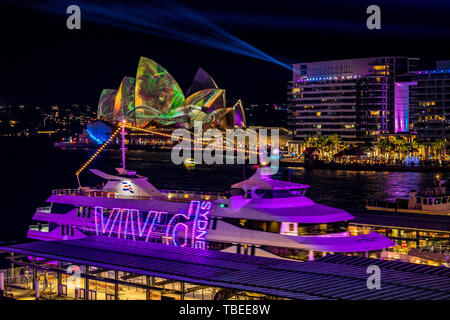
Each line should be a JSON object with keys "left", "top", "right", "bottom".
{"left": 1, "top": 0, "right": 450, "bottom": 106}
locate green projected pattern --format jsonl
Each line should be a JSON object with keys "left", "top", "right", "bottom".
{"left": 97, "top": 57, "right": 245, "bottom": 130}
{"left": 134, "top": 57, "right": 185, "bottom": 127}
{"left": 114, "top": 77, "right": 136, "bottom": 122}
{"left": 185, "top": 89, "right": 224, "bottom": 110}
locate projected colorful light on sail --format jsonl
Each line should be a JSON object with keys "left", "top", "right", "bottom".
{"left": 97, "top": 57, "right": 247, "bottom": 130}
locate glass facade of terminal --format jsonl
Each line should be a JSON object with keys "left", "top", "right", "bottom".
{"left": 349, "top": 224, "right": 450, "bottom": 254}
{"left": 1, "top": 262, "right": 283, "bottom": 300}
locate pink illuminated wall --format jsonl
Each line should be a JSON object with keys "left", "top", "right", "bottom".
{"left": 394, "top": 82, "right": 416, "bottom": 133}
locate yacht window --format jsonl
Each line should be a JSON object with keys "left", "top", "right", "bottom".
{"left": 435, "top": 198, "right": 441, "bottom": 205}
{"left": 298, "top": 221, "right": 348, "bottom": 235}
{"left": 221, "top": 218, "right": 281, "bottom": 233}
{"left": 160, "top": 213, "right": 171, "bottom": 225}
{"left": 251, "top": 221, "right": 275, "bottom": 233}
{"left": 246, "top": 220, "right": 280, "bottom": 233}
{"left": 255, "top": 189, "right": 273, "bottom": 199}
{"left": 51, "top": 203, "right": 76, "bottom": 214}
{"left": 273, "top": 189, "right": 292, "bottom": 198}
{"left": 271, "top": 189, "right": 307, "bottom": 198}
{"left": 290, "top": 189, "right": 306, "bottom": 196}
{"left": 416, "top": 197, "right": 421, "bottom": 204}
{"left": 29, "top": 221, "right": 49, "bottom": 232}
{"left": 443, "top": 197, "right": 448, "bottom": 204}
{"left": 230, "top": 188, "right": 245, "bottom": 196}
{"left": 289, "top": 224, "right": 295, "bottom": 232}
{"left": 423, "top": 198, "right": 428, "bottom": 205}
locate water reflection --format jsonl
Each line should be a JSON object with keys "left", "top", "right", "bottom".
{"left": 88, "top": 149, "right": 448, "bottom": 210}
{"left": 286, "top": 167, "right": 448, "bottom": 209}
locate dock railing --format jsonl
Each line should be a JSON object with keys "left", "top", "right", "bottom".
{"left": 52, "top": 188, "right": 228, "bottom": 202}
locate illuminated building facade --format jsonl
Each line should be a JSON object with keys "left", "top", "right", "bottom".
{"left": 409, "top": 60, "right": 450, "bottom": 142}
{"left": 97, "top": 57, "right": 246, "bottom": 131}
{"left": 288, "top": 57, "right": 419, "bottom": 145}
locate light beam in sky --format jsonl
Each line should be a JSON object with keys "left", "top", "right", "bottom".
{"left": 20, "top": 0, "right": 293, "bottom": 70}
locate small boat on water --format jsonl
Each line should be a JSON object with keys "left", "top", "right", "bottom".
{"left": 366, "top": 178, "right": 450, "bottom": 216}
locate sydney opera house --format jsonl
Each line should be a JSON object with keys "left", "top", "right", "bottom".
{"left": 97, "top": 57, "right": 246, "bottom": 131}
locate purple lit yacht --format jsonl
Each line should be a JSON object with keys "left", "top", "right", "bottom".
{"left": 27, "top": 165, "right": 395, "bottom": 261}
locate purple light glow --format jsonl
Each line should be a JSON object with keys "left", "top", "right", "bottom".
{"left": 191, "top": 201, "right": 211, "bottom": 249}
{"left": 94, "top": 200, "right": 212, "bottom": 248}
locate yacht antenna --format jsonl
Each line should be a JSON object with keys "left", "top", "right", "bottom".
{"left": 121, "top": 107, "right": 126, "bottom": 172}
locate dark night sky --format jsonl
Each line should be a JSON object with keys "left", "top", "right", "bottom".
{"left": 1, "top": 0, "right": 450, "bottom": 107}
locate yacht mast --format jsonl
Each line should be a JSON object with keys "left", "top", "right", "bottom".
{"left": 121, "top": 106, "right": 126, "bottom": 171}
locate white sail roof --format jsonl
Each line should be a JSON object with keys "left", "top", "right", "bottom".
{"left": 89, "top": 169, "right": 164, "bottom": 198}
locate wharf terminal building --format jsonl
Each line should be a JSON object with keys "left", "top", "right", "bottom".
{"left": 287, "top": 57, "right": 450, "bottom": 151}
{"left": 1, "top": 236, "right": 450, "bottom": 300}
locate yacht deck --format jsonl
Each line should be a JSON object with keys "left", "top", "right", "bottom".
{"left": 52, "top": 188, "right": 227, "bottom": 202}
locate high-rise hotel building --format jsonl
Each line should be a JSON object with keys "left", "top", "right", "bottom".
{"left": 409, "top": 60, "right": 450, "bottom": 142}
{"left": 287, "top": 57, "right": 419, "bottom": 146}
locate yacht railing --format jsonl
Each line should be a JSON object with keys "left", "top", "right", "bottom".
{"left": 28, "top": 223, "right": 50, "bottom": 232}
{"left": 51, "top": 188, "right": 227, "bottom": 202}
{"left": 159, "top": 190, "right": 227, "bottom": 201}
{"left": 52, "top": 189, "right": 118, "bottom": 198}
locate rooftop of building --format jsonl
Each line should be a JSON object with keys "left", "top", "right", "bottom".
{"left": 415, "top": 68, "right": 450, "bottom": 75}
{"left": 293, "top": 56, "right": 419, "bottom": 66}
{"left": 1, "top": 236, "right": 449, "bottom": 300}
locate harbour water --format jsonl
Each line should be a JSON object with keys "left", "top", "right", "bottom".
{"left": 1, "top": 137, "right": 448, "bottom": 243}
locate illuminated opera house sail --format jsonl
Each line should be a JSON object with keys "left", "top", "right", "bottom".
{"left": 97, "top": 57, "right": 246, "bottom": 130}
